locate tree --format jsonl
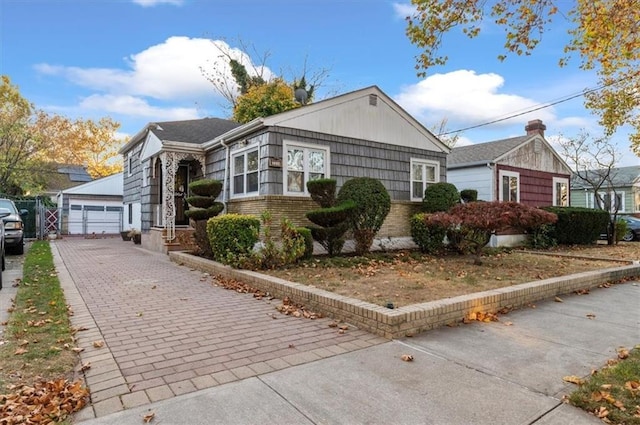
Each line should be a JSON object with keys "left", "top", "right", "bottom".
{"left": 404, "top": 1, "right": 640, "bottom": 151}
{"left": 201, "top": 38, "right": 331, "bottom": 119}
{"left": 38, "top": 116, "right": 124, "bottom": 178}
{"left": 0, "top": 76, "right": 49, "bottom": 194}
{"left": 232, "top": 79, "right": 300, "bottom": 124}
{"left": 557, "top": 131, "right": 621, "bottom": 244}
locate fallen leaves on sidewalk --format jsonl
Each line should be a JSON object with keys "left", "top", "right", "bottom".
{"left": 93, "top": 340, "right": 105, "bottom": 348}
{"left": 563, "top": 375, "right": 585, "bottom": 385}
{"left": 142, "top": 411, "right": 156, "bottom": 423}
{"left": 462, "top": 311, "right": 499, "bottom": 324}
{"left": 0, "top": 378, "right": 89, "bottom": 423}
{"left": 276, "top": 296, "right": 322, "bottom": 320}
{"left": 400, "top": 354, "right": 414, "bottom": 362}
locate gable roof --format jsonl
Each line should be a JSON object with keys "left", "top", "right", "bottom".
{"left": 571, "top": 165, "right": 640, "bottom": 189}
{"left": 204, "top": 86, "right": 451, "bottom": 154}
{"left": 119, "top": 117, "right": 240, "bottom": 154}
{"left": 43, "top": 163, "right": 92, "bottom": 194}
{"left": 61, "top": 172, "right": 123, "bottom": 196}
{"left": 447, "top": 136, "right": 530, "bottom": 168}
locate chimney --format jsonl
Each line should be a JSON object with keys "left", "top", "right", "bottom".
{"left": 525, "top": 119, "right": 546, "bottom": 137}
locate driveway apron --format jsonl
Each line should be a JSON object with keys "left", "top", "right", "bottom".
{"left": 51, "top": 238, "right": 385, "bottom": 419}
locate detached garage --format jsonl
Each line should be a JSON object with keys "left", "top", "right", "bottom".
{"left": 57, "top": 173, "right": 124, "bottom": 236}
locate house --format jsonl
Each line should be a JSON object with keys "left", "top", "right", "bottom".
{"left": 41, "top": 164, "right": 93, "bottom": 201}
{"left": 447, "top": 120, "right": 572, "bottom": 245}
{"left": 570, "top": 165, "right": 640, "bottom": 215}
{"left": 56, "top": 172, "right": 124, "bottom": 235}
{"left": 119, "top": 86, "right": 451, "bottom": 253}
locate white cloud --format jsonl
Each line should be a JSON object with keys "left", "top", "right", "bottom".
{"left": 394, "top": 69, "right": 557, "bottom": 127}
{"left": 132, "top": 0, "right": 184, "bottom": 7}
{"left": 79, "top": 94, "right": 200, "bottom": 121}
{"left": 392, "top": 2, "right": 416, "bottom": 18}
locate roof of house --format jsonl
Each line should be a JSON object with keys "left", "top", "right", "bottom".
{"left": 61, "top": 172, "right": 123, "bottom": 196}
{"left": 447, "top": 135, "right": 530, "bottom": 167}
{"left": 571, "top": 165, "right": 640, "bottom": 189}
{"left": 119, "top": 117, "right": 240, "bottom": 154}
{"left": 43, "top": 164, "right": 93, "bottom": 194}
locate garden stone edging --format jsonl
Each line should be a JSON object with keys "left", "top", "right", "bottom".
{"left": 169, "top": 251, "right": 640, "bottom": 339}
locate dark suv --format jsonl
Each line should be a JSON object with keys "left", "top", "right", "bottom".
{"left": 0, "top": 198, "right": 28, "bottom": 255}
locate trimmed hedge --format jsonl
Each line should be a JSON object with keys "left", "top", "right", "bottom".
{"left": 207, "top": 214, "right": 260, "bottom": 265}
{"left": 542, "top": 206, "right": 609, "bottom": 245}
{"left": 190, "top": 179, "right": 222, "bottom": 198}
{"left": 460, "top": 189, "right": 478, "bottom": 203}
{"left": 410, "top": 213, "right": 447, "bottom": 254}
{"left": 306, "top": 200, "right": 356, "bottom": 228}
{"left": 185, "top": 204, "right": 224, "bottom": 221}
{"left": 306, "top": 179, "right": 337, "bottom": 208}
{"left": 423, "top": 182, "right": 459, "bottom": 213}
{"left": 185, "top": 195, "right": 218, "bottom": 209}
{"left": 296, "top": 227, "right": 314, "bottom": 259}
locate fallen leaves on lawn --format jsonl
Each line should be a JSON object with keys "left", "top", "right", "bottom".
{"left": 0, "top": 379, "right": 89, "bottom": 423}
{"left": 14, "top": 348, "right": 28, "bottom": 356}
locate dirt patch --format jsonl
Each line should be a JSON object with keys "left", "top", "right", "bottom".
{"left": 263, "top": 242, "right": 640, "bottom": 308}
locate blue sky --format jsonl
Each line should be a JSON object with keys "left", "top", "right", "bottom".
{"left": 2, "top": 0, "right": 638, "bottom": 167}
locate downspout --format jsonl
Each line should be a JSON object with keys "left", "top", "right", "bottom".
{"left": 221, "top": 138, "right": 230, "bottom": 214}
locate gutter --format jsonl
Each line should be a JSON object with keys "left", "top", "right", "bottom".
{"left": 202, "top": 118, "right": 264, "bottom": 150}
{"left": 447, "top": 161, "right": 496, "bottom": 171}
{"left": 221, "top": 138, "right": 230, "bottom": 213}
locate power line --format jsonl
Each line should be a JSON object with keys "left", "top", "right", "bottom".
{"left": 437, "top": 71, "right": 639, "bottom": 136}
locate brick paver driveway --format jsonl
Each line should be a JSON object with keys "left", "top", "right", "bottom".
{"left": 53, "top": 238, "right": 384, "bottom": 418}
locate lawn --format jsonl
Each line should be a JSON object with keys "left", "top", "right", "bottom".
{"left": 263, "top": 242, "right": 640, "bottom": 307}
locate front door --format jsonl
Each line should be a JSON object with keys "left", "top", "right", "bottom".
{"left": 175, "top": 164, "right": 189, "bottom": 226}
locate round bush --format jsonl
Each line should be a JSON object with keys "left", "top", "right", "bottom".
{"left": 337, "top": 177, "right": 391, "bottom": 254}
{"left": 460, "top": 189, "right": 478, "bottom": 203}
{"left": 423, "top": 182, "right": 459, "bottom": 213}
{"left": 186, "top": 195, "right": 218, "bottom": 209}
{"left": 185, "top": 203, "right": 224, "bottom": 221}
{"left": 189, "top": 179, "right": 222, "bottom": 198}
{"left": 306, "top": 178, "right": 337, "bottom": 208}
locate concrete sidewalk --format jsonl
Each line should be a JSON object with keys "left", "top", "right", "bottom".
{"left": 50, "top": 238, "right": 639, "bottom": 425}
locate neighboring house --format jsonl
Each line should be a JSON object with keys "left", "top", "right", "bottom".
{"left": 41, "top": 164, "right": 93, "bottom": 201}
{"left": 570, "top": 165, "right": 640, "bottom": 215}
{"left": 56, "top": 172, "right": 124, "bottom": 235}
{"left": 119, "top": 86, "right": 451, "bottom": 253}
{"left": 447, "top": 120, "right": 572, "bottom": 207}
{"left": 447, "top": 120, "right": 572, "bottom": 246}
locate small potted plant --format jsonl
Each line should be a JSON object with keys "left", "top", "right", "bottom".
{"left": 120, "top": 229, "right": 132, "bottom": 241}
{"left": 128, "top": 229, "right": 141, "bottom": 245}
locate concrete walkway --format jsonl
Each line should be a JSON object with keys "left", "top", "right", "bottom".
{"left": 48, "top": 238, "right": 640, "bottom": 425}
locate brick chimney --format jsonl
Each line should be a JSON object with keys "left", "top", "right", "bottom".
{"left": 525, "top": 119, "right": 546, "bottom": 137}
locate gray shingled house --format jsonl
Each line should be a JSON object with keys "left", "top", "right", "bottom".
{"left": 447, "top": 120, "right": 572, "bottom": 246}
{"left": 119, "top": 86, "right": 450, "bottom": 253}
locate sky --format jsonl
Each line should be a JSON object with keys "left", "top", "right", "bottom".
{"left": 1, "top": 0, "right": 638, "bottom": 167}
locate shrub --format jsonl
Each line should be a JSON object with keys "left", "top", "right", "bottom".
{"left": 184, "top": 179, "right": 224, "bottom": 256}
{"left": 460, "top": 189, "right": 478, "bottom": 203}
{"left": 423, "top": 182, "right": 459, "bottom": 213}
{"left": 306, "top": 179, "right": 337, "bottom": 208}
{"left": 245, "top": 211, "right": 306, "bottom": 270}
{"left": 207, "top": 214, "right": 260, "bottom": 266}
{"left": 296, "top": 227, "right": 314, "bottom": 259}
{"left": 410, "top": 213, "right": 447, "bottom": 254}
{"left": 337, "top": 177, "right": 391, "bottom": 255}
{"left": 305, "top": 178, "right": 351, "bottom": 256}
{"left": 542, "top": 207, "right": 609, "bottom": 245}
{"left": 614, "top": 219, "right": 628, "bottom": 243}
{"left": 190, "top": 179, "right": 222, "bottom": 197}
{"left": 526, "top": 224, "right": 557, "bottom": 249}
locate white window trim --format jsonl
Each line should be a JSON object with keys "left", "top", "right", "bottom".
{"left": 142, "top": 164, "right": 150, "bottom": 188}
{"left": 498, "top": 170, "right": 520, "bottom": 202}
{"left": 410, "top": 158, "right": 440, "bottom": 201}
{"left": 230, "top": 145, "right": 260, "bottom": 199}
{"left": 552, "top": 177, "right": 569, "bottom": 206}
{"left": 594, "top": 190, "right": 625, "bottom": 212}
{"left": 283, "top": 140, "right": 330, "bottom": 197}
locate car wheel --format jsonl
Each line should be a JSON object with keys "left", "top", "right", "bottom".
{"left": 622, "top": 230, "right": 634, "bottom": 242}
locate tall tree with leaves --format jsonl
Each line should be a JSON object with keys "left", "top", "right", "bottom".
{"left": 403, "top": 0, "right": 640, "bottom": 153}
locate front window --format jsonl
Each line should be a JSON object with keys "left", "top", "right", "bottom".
{"left": 595, "top": 191, "right": 624, "bottom": 212}
{"left": 284, "top": 142, "right": 329, "bottom": 195}
{"left": 499, "top": 170, "right": 519, "bottom": 202}
{"left": 410, "top": 159, "right": 439, "bottom": 201}
{"left": 127, "top": 153, "right": 133, "bottom": 176}
{"left": 232, "top": 148, "right": 259, "bottom": 197}
{"left": 553, "top": 177, "right": 569, "bottom": 206}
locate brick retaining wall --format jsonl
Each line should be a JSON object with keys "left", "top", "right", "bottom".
{"left": 170, "top": 252, "right": 640, "bottom": 339}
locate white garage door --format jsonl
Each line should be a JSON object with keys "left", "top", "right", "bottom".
{"left": 68, "top": 204, "right": 123, "bottom": 235}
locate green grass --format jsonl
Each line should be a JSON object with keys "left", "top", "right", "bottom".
{"left": 0, "top": 241, "right": 78, "bottom": 390}
{"left": 569, "top": 346, "right": 640, "bottom": 425}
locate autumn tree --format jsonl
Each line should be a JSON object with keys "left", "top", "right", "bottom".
{"left": 404, "top": 0, "right": 640, "bottom": 152}
{"left": 557, "top": 131, "right": 621, "bottom": 244}
{"left": 38, "top": 116, "right": 124, "bottom": 178}
{"left": 201, "top": 38, "right": 330, "bottom": 120}
{"left": 0, "top": 76, "right": 50, "bottom": 195}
